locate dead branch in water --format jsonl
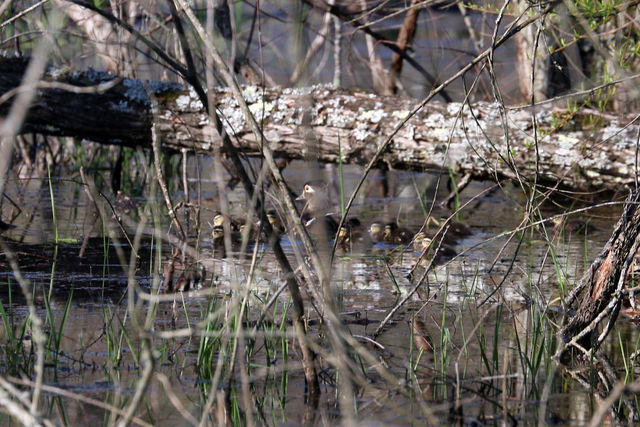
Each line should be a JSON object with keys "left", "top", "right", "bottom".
{"left": 557, "top": 191, "right": 640, "bottom": 357}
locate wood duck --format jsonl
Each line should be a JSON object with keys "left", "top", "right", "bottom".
{"left": 301, "top": 212, "right": 339, "bottom": 239}
{"left": 212, "top": 225, "right": 243, "bottom": 258}
{"left": 430, "top": 216, "right": 471, "bottom": 238}
{"left": 297, "top": 182, "right": 339, "bottom": 240}
{"left": 212, "top": 226, "right": 227, "bottom": 258}
{"left": 266, "top": 210, "right": 285, "bottom": 235}
{"left": 415, "top": 232, "right": 456, "bottom": 260}
{"left": 369, "top": 222, "right": 385, "bottom": 243}
{"left": 162, "top": 251, "right": 206, "bottom": 293}
{"left": 337, "top": 218, "right": 370, "bottom": 252}
{"left": 213, "top": 212, "right": 244, "bottom": 231}
{"left": 383, "top": 221, "right": 413, "bottom": 245}
{"left": 296, "top": 181, "right": 332, "bottom": 216}
{"left": 552, "top": 216, "right": 595, "bottom": 234}
{"left": 413, "top": 231, "right": 428, "bottom": 250}
{"left": 238, "top": 221, "right": 263, "bottom": 243}
{"left": 172, "top": 266, "right": 205, "bottom": 292}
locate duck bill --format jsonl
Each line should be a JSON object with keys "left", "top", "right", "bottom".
{"left": 295, "top": 194, "right": 306, "bottom": 201}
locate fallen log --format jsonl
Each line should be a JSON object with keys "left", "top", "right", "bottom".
{"left": 2, "top": 56, "right": 640, "bottom": 192}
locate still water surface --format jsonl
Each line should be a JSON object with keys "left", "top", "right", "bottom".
{"left": 0, "top": 158, "right": 631, "bottom": 424}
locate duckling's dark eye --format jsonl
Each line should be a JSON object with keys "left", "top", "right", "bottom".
{"left": 304, "top": 185, "right": 313, "bottom": 193}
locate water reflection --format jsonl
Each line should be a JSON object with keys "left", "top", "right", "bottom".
{"left": 0, "top": 159, "right": 626, "bottom": 424}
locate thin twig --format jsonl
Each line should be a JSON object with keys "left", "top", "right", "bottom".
{"left": 151, "top": 121, "right": 186, "bottom": 240}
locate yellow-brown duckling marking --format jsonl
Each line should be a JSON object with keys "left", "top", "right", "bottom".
{"left": 266, "top": 210, "right": 285, "bottom": 235}
{"left": 552, "top": 216, "right": 595, "bottom": 234}
{"left": 213, "top": 212, "right": 245, "bottom": 231}
{"left": 369, "top": 222, "right": 385, "bottom": 243}
{"left": 417, "top": 234, "right": 457, "bottom": 260}
{"left": 239, "top": 222, "right": 262, "bottom": 242}
{"left": 337, "top": 218, "right": 370, "bottom": 252}
{"left": 383, "top": 221, "right": 413, "bottom": 245}
{"left": 212, "top": 225, "right": 228, "bottom": 258}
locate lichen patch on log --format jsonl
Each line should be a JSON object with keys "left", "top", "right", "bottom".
{"left": 1, "top": 57, "right": 639, "bottom": 192}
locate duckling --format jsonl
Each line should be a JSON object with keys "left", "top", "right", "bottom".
{"left": 384, "top": 221, "right": 413, "bottom": 245}
{"left": 417, "top": 234, "right": 457, "bottom": 261}
{"left": 369, "top": 222, "right": 385, "bottom": 243}
{"left": 238, "top": 221, "right": 264, "bottom": 243}
{"left": 552, "top": 216, "right": 595, "bottom": 234}
{"left": 213, "top": 212, "right": 244, "bottom": 231}
{"left": 234, "top": 210, "right": 284, "bottom": 244}
{"left": 447, "top": 219, "right": 471, "bottom": 237}
{"left": 430, "top": 216, "right": 471, "bottom": 238}
{"left": 412, "top": 231, "right": 429, "bottom": 251}
{"left": 266, "top": 210, "right": 285, "bottom": 235}
{"left": 211, "top": 225, "right": 227, "bottom": 258}
{"left": 337, "top": 218, "right": 370, "bottom": 252}
{"left": 114, "top": 191, "right": 138, "bottom": 214}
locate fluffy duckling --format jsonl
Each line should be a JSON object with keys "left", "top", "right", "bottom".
{"left": 211, "top": 225, "right": 227, "bottom": 258}
{"left": 447, "top": 219, "right": 471, "bottom": 237}
{"left": 412, "top": 231, "right": 428, "bottom": 251}
{"left": 266, "top": 210, "right": 285, "bottom": 235}
{"left": 369, "top": 222, "right": 385, "bottom": 243}
{"left": 383, "top": 221, "right": 413, "bottom": 245}
{"left": 237, "top": 212, "right": 283, "bottom": 244}
{"left": 337, "top": 218, "right": 370, "bottom": 252}
{"left": 238, "top": 221, "right": 264, "bottom": 243}
{"left": 213, "top": 212, "right": 244, "bottom": 231}
{"left": 552, "top": 216, "right": 595, "bottom": 234}
{"left": 212, "top": 221, "right": 245, "bottom": 256}
{"left": 416, "top": 233, "right": 457, "bottom": 260}
{"left": 430, "top": 216, "right": 471, "bottom": 238}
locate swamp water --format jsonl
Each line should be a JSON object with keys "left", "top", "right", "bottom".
{"left": 0, "top": 158, "right": 633, "bottom": 425}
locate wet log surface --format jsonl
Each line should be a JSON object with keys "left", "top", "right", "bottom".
{"left": 2, "top": 57, "right": 640, "bottom": 192}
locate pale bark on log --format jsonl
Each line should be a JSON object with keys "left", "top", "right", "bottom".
{"left": 1, "top": 57, "right": 640, "bottom": 192}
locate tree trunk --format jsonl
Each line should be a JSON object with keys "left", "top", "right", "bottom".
{"left": 514, "top": 2, "right": 549, "bottom": 102}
